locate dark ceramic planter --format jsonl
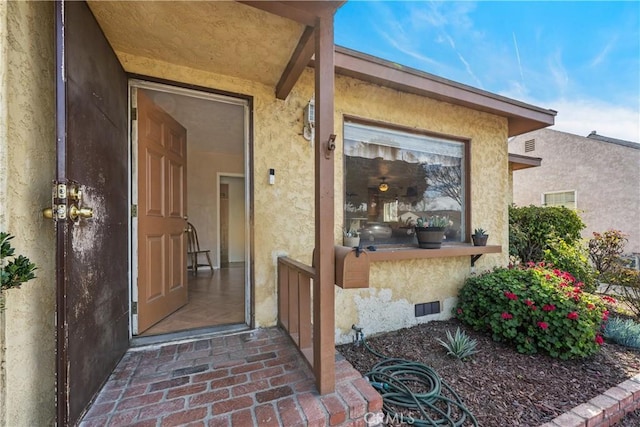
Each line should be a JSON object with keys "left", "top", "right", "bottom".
{"left": 472, "top": 234, "right": 488, "bottom": 246}
{"left": 415, "top": 226, "right": 445, "bottom": 249}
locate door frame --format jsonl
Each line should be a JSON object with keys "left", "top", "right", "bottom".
{"left": 128, "top": 78, "right": 253, "bottom": 335}
{"left": 216, "top": 173, "right": 250, "bottom": 324}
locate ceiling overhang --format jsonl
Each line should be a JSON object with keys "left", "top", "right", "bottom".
{"left": 508, "top": 153, "right": 542, "bottom": 170}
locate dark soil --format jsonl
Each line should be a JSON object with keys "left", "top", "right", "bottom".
{"left": 338, "top": 318, "right": 640, "bottom": 426}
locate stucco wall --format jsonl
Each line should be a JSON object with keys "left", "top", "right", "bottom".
{"left": 187, "top": 151, "right": 244, "bottom": 267}
{"left": 332, "top": 74, "right": 509, "bottom": 342}
{"left": 510, "top": 129, "right": 640, "bottom": 254}
{"left": 119, "top": 54, "right": 510, "bottom": 341}
{"left": 0, "top": 1, "right": 56, "bottom": 425}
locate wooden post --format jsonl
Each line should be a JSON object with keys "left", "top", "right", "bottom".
{"left": 313, "top": 12, "right": 336, "bottom": 394}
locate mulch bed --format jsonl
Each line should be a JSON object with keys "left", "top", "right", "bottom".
{"left": 338, "top": 318, "right": 640, "bottom": 426}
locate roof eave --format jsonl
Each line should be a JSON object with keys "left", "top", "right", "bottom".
{"left": 508, "top": 153, "right": 542, "bottom": 170}
{"left": 330, "top": 46, "right": 557, "bottom": 137}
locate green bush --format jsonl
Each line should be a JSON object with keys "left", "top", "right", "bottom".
{"left": 543, "top": 238, "right": 597, "bottom": 293}
{"left": 588, "top": 230, "right": 629, "bottom": 278}
{"left": 603, "top": 317, "right": 640, "bottom": 349}
{"left": 509, "top": 205, "right": 585, "bottom": 263}
{"left": 456, "top": 264, "right": 608, "bottom": 359}
{"left": 1, "top": 232, "right": 37, "bottom": 311}
{"left": 612, "top": 268, "right": 640, "bottom": 317}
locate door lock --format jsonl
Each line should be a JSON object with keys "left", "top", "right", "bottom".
{"left": 42, "top": 181, "right": 94, "bottom": 223}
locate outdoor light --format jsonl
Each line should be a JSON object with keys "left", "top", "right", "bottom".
{"left": 378, "top": 178, "right": 389, "bottom": 192}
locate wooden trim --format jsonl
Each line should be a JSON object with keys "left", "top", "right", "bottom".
{"left": 313, "top": 13, "right": 336, "bottom": 395}
{"left": 276, "top": 26, "right": 315, "bottom": 100}
{"left": 365, "top": 244, "right": 501, "bottom": 262}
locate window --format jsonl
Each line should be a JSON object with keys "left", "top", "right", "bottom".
{"left": 525, "top": 139, "right": 535, "bottom": 152}
{"left": 543, "top": 191, "right": 576, "bottom": 209}
{"left": 344, "top": 120, "right": 467, "bottom": 246}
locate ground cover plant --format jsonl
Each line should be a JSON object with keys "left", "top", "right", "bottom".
{"left": 456, "top": 263, "right": 608, "bottom": 359}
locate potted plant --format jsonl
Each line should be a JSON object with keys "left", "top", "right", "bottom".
{"left": 343, "top": 227, "right": 360, "bottom": 248}
{"left": 415, "top": 216, "right": 448, "bottom": 249}
{"left": 471, "top": 228, "right": 489, "bottom": 246}
{"left": 1, "top": 232, "right": 37, "bottom": 311}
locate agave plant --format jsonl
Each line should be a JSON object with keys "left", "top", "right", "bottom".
{"left": 436, "top": 327, "right": 479, "bottom": 360}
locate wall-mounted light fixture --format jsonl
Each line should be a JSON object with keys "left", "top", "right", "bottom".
{"left": 302, "top": 99, "right": 315, "bottom": 141}
{"left": 378, "top": 177, "right": 389, "bottom": 192}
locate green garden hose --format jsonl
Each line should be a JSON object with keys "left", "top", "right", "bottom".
{"left": 363, "top": 338, "right": 478, "bottom": 427}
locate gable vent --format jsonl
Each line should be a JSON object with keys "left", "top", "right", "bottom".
{"left": 524, "top": 139, "right": 536, "bottom": 152}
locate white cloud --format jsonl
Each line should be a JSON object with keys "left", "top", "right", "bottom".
{"left": 550, "top": 99, "right": 640, "bottom": 143}
{"left": 589, "top": 35, "right": 618, "bottom": 68}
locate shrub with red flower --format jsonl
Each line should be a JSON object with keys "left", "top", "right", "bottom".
{"left": 456, "top": 264, "right": 608, "bottom": 359}
{"left": 595, "top": 335, "right": 604, "bottom": 345}
{"left": 537, "top": 321, "right": 549, "bottom": 330}
{"left": 504, "top": 291, "right": 518, "bottom": 301}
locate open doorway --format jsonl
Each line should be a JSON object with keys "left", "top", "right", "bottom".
{"left": 130, "top": 80, "right": 250, "bottom": 337}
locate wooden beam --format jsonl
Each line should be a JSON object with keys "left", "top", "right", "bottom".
{"left": 238, "top": 1, "right": 344, "bottom": 26}
{"left": 276, "top": 26, "right": 315, "bottom": 100}
{"left": 313, "top": 13, "right": 336, "bottom": 395}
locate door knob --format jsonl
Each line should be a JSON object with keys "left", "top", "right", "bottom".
{"left": 69, "top": 205, "right": 93, "bottom": 221}
{"left": 42, "top": 208, "right": 53, "bottom": 219}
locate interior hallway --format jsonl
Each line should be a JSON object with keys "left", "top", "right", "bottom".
{"left": 143, "top": 264, "right": 245, "bottom": 336}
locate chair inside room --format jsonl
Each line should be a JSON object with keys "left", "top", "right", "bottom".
{"left": 187, "top": 222, "right": 214, "bottom": 275}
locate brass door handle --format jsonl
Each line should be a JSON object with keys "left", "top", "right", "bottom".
{"left": 69, "top": 205, "right": 93, "bottom": 221}
{"left": 42, "top": 208, "right": 53, "bottom": 219}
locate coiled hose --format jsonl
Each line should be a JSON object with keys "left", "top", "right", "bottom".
{"left": 363, "top": 338, "right": 478, "bottom": 426}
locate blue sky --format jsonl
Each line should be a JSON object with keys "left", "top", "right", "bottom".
{"left": 335, "top": 1, "right": 640, "bottom": 142}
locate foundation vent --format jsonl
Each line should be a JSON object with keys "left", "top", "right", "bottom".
{"left": 415, "top": 301, "right": 441, "bottom": 317}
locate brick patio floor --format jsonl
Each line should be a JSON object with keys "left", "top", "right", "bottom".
{"left": 79, "top": 328, "right": 383, "bottom": 426}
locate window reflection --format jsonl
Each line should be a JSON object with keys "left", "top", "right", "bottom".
{"left": 344, "top": 121, "right": 466, "bottom": 246}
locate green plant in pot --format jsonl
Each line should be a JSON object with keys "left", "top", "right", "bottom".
{"left": 343, "top": 226, "right": 360, "bottom": 248}
{"left": 415, "top": 216, "right": 448, "bottom": 249}
{"left": 472, "top": 228, "right": 489, "bottom": 246}
{"left": 1, "top": 232, "right": 37, "bottom": 311}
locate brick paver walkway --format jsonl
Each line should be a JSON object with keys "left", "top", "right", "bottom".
{"left": 79, "top": 328, "right": 382, "bottom": 426}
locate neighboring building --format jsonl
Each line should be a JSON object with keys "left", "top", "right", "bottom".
{"left": 510, "top": 128, "right": 640, "bottom": 256}
{"left": 0, "top": 1, "right": 556, "bottom": 425}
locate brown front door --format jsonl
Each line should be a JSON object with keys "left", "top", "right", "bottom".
{"left": 136, "top": 89, "right": 188, "bottom": 333}
{"left": 55, "top": 1, "right": 129, "bottom": 424}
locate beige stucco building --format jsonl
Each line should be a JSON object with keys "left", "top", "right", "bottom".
{"left": 510, "top": 128, "right": 640, "bottom": 257}
{"left": 0, "top": 1, "right": 556, "bottom": 425}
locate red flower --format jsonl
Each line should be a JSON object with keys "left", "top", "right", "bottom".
{"left": 595, "top": 335, "right": 604, "bottom": 345}
{"left": 542, "top": 304, "right": 556, "bottom": 312}
{"left": 602, "top": 295, "right": 617, "bottom": 304}
{"left": 457, "top": 308, "right": 463, "bottom": 315}
{"left": 545, "top": 274, "right": 552, "bottom": 280}
{"left": 537, "top": 321, "right": 549, "bottom": 330}
{"left": 586, "top": 303, "right": 595, "bottom": 310}
{"left": 602, "top": 310, "right": 609, "bottom": 321}
{"left": 567, "top": 311, "right": 579, "bottom": 320}
{"left": 525, "top": 299, "right": 534, "bottom": 306}
{"left": 527, "top": 261, "right": 536, "bottom": 268}
{"left": 504, "top": 291, "right": 518, "bottom": 301}
{"left": 501, "top": 312, "right": 513, "bottom": 320}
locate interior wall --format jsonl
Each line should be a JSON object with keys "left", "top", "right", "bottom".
{"left": 187, "top": 151, "right": 243, "bottom": 267}
{"left": 0, "top": 1, "right": 56, "bottom": 425}
{"left": 221, "top": 176, "right": 245, "bottom": 263}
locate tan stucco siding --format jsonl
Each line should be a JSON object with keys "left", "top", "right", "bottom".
{"left": 0, "top": 1, "right": 56, "bottom": 425}
{"left": 120, "top": 55, "right": 509, "bottom": 341}
{"left": 510, "top": 129, "right": 640, "bottom": 254}
{"left": 331, "top": 74, "right": 510, "bottom": 342}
